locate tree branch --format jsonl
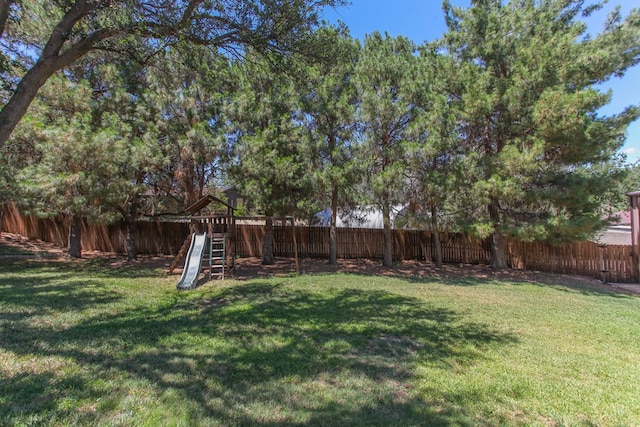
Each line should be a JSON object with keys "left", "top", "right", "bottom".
{"left": 41, "top": 0, "right": 97, "bottom": 59}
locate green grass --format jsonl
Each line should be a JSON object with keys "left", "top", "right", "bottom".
{"left": 1, "top": 259, "right": 639, "bottom": 426}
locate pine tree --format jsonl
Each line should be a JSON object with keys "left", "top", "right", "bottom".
{"left": 355, "top": 32, "right": 421, "bottom": 267}
{"left": 11, "top": 53, "right": 165, "bottom": 259}
{"left": 225, "top": 54, "right": 312, "bottom": 264}
{"left": 15, "top": 76, "right": 137, "bottom": 257}
{"left": 298, "top": 25, "right": 361, "bottom": 265}
{"left": 85, "top": 60, "right": 165, "bottom": 261}
{"left": 144, "top": 45, "right": 233, "bottom": 212}
{"left": 441, "top": 0, "right": 640, "bottom": 268}
{"left": 405, "top": 48, "right": 464, "bottom": 268}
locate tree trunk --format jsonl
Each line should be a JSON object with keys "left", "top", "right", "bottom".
{"left": 0, "top": 0, "right": 13, "bottom": 39}
{"left": 382, "top": 201, "right": 393, "bottom": 268}
{"left": 67, "top": 214, "right": 82, "bottom": 258}
{"left": 431, "top": 205, "right": 443, "bottom": 269}
{"left": 124, "top": 199, "right": 138, "bottom": 262}
{"left": 0, "top": 64, "right": 55, "bottom": 147}
{"left": 488, "top": 201, "right": 507, "bottom": 269}
{"left": 125, "top": 221, "right": 138, "bottom": 262}
{"left": 0, "top": 33, "right": 94, "bottom": 148}
{"left": 490, "top": 230, "right": 507, "bottom": 269}
{"left": 292, "top": 218, "right": 299, "bottom": 274}
{"left": 329, "top": 185, "right": 338, "bottom": 265}
{"left": 0, "top": 201, "right": 5, "bottom": 237}
{"left": 262, "top": 215, "right": 275, "bottom": 265}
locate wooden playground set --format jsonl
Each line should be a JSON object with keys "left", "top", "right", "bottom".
{"left": 168, "top": 194, "right": 297, "bottom": 290}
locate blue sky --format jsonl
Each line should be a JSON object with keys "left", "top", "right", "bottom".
{"left": 322, "top": 0, "right": 640, "bottom": 163}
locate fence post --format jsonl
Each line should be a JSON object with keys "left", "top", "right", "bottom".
{"left": 627, "top": 191, "right": 640, "bottom": 283}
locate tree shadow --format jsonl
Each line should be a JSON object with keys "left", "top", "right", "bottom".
{"left": 1, "top": 278, "right": 519, "bottom": 425}
{"left": 393, "top": 267, "right": 637, "bottom": 299}
{"left": 0, "top": 371, "right": 105, "bottom": 426}
{"left": 232, "top": 256, "right": 634, "bottom": 298}
{"left": 0, "top": 272, "right": 123, "bottom": 321}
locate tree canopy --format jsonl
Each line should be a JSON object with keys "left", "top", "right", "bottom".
{"left": 0, "top": 0, "right": 345, "bottom": 147}
{"left": 441, "top": 0, "right": 640, "bottom": 268}
{"left": 355, "top": 32, "right": 421, "bottom": 267}
{"left": 2, "top": 0, "right": 639, "bottom": 268}
{"left": 298, "top": 25, "right": 360, "bottom": 265}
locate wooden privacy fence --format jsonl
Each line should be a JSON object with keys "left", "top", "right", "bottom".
{"left": 237, "top": 225, "right": 491, "bottom": 263}
{"left": 506, "top": 239, "right": 634, "bottom": 284}
{"left": 235, "top": 224, "right": 634, "bottom": 283}
{"left": 1, "top": 205, "right": 189, "bottom": 255}
{"left": 1, "top": 206, "right": 635, "bottom": 283}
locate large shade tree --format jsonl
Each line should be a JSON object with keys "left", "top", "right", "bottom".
{"left": 355, "top": 32, "right": 421, "bottom": 267}
{"left": 15, "top": 75, "right": 140, "bottom": 258}
{"left": 225, "top": 54, "right": 312, "bottom": 264}
{"left": 0, "top": 0, "right": 345, "bottom": 147}
{"left": 442, "top": 0, "right": 640, "bottom": 269}
{"left": 298, "top": 25, "right": 360, "bottom": 265}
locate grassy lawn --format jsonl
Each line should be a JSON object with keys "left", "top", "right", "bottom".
{"left": 1, "top": 259, "right": 639, "bottom": 426}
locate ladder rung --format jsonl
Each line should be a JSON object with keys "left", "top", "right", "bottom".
{"left": 208, "top": 234, "right": 225, "bottom": 280}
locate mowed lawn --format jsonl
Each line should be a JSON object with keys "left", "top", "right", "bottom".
{"left": 1, "top": 258, "right": 639, "bottom": 426}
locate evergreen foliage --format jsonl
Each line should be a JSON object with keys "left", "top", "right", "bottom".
{"left": 144, "top": 45, "right": 233, "bottom": 211}
{"left": 354, "top": 32, "right": 420, "bottom": 267}
{"left": 13, "top": 60, "right": 163, "bottom": 258}
{"left": 15, "top": 77, "right": 133, "bottom": 257}
{"left": 1, "top": 0, "right": 638, "bottom": 269}
{"left": 403, "top": 48, "right": 465, "bottom": 268}
{"left": 224, "top": 54, "right": 312, "bottom": 264}
{"left": 0, "top": 0, "right": 344, "bottom": 146}
{"left": 298, "top": 25, "right": 361, "bottom": 265}
{"left": 441, "top": 0, "right": 640, "bottom": 268}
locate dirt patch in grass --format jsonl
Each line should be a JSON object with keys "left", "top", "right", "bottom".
{"left": 0, "top": 232, "right": 60, "bottom": 257}
{"left": 230, "top": 256, "right": 610, "bottom": 289}
{"left": 0, "top": 232, "right": 172, "bottom": 266}
{"left": 0, "top": 232, "right": 119, "bottom": 260}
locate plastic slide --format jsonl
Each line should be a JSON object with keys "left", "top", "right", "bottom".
{"left": 176, "top": 233, "right": 207, "bottom": 290}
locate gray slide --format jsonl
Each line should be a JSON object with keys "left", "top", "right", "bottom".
{"left": 176, "top": 233, "right": 207, "bottom": 290}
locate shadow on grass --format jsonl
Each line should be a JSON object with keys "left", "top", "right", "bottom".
{"left": 234, "top": 256, "right": 633, "bottom": 298}
{"left": 1, "top": 269, "right": 519, "bottom": 425}
{"left": 392, "top": 267, "right": 635, "bottom": 299}
{"left": 0, "top": 260, "right": 124, "bottom": 315}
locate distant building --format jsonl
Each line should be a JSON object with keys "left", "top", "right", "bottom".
{"left": 316, "top": 206, "right": 408, "bottom": 229}
{"left": 592, "top": 211, "right": 631, "bottom": 245}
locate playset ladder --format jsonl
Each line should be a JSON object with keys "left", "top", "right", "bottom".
{"left": 209, "top": 233, "right": 226, "bottom": 280}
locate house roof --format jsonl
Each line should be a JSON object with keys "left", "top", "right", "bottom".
{"left": 185, "top": 195, "right": 235, "bottom": 215}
